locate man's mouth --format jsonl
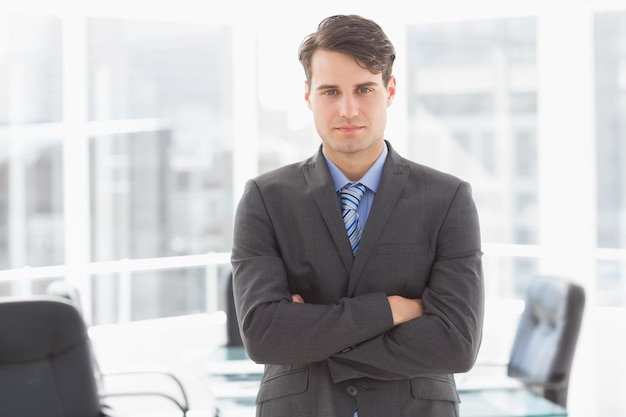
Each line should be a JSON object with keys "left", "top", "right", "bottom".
{"left": 335, "top": 125, "right": 363, "bottom": 133}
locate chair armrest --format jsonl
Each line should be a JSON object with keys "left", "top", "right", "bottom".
{"left": 101, "top": 370, "right": 190, "bottom": 416}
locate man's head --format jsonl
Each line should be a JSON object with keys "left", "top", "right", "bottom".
{"left": 299, "top": 15, "right": 397, "bottom": 179}
{"left": 298, "top": 15, "right": 396, "bottom": 86}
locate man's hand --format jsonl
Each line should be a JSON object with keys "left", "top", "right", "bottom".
{"left": 387, "top": 295, "right": 423, "bottom": 326}
{"left": 293, "top": 293, "right": 422, "bottom": 326}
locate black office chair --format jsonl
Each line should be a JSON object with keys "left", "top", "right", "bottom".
{"left": 0, "top": 296, "right": 190, "bottom": 417}
{"left": 507, "top": 276, "right": 585, "bottom": 408}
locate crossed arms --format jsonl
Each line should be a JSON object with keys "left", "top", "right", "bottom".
{"left": 231, "top": 176, "right": 484, "bottom": 382}
{"left": 293, "top": 293, "right": 423, "bottom": 326}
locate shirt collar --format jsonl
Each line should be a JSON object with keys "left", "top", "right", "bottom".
{"left": 323, "top": 142, "right": 388, "bottom": 193}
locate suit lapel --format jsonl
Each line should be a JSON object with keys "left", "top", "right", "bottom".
{"left": 302, "top": 148, "right": 355, "bottom": 273}
{"left": 347, "top": 144, "right": 410, "bottom": 296}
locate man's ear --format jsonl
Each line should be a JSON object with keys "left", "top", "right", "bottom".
{"left": 387, "top": 75, "right": 397, "bottom": 107}
{"left": 304, "top": 80, "right": 312, "bottom": 110}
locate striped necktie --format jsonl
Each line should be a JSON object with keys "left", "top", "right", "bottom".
{"left": 339, "top": 183, "right": 366, "bottom": 255}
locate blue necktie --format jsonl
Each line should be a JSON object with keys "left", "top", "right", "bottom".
{"left": 339, "top": 183, "right": 366, "bottom": 255}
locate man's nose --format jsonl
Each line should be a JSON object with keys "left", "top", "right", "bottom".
{"left": 339, "top": 95, "right": 359, "bottom": 118}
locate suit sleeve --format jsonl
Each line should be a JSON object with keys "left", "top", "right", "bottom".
{"left": 231, "top": 179, "right": 395, "bottom": 365}
{"left": 327, "top": 181, "right": 484, "bottom": 382}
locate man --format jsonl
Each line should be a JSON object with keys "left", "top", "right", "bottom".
{"left": 231, "top": 14, "right": 484, "bottom": 416}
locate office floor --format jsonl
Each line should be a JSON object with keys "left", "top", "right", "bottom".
{"left": 89, "top": 303, "right": 626, "bottom": 417}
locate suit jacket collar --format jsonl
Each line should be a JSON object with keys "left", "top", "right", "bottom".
{"left": 302, "top": 141, "right": 410, "bottom": 294}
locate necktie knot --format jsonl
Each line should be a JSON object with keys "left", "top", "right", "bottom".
{"left": 339, "top": 183, "right": 366, "bottom": 255}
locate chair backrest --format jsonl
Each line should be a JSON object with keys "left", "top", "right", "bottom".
{"left": 46, "top": 280, "right": 84, "bottom": 316}
{"left": 0, "top": 296, "right": 102, "bottom": 417}
{"left": 507, "top": 277, "right": 585, "bottom": 408}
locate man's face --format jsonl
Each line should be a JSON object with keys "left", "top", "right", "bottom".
{"left": 304, "top": 49, "right": 395, "bottom": 162}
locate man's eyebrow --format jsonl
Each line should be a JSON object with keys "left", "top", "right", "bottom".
{"left": 316, "top": 84, "right": 338, "bottom": 91}
{"left": 315, "top": 81, "right": 380, "bottom": 91}
{"left": 355, "top": 81, "right": 379, "bottom": 88}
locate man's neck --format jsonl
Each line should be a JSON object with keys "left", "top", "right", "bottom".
{"left": 324, "top": 142, "right": 385, "bottom": 181}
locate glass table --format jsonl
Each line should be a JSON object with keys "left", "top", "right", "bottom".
{"left": 202, "top": 347, "right": 568, "bottom": 417}
{"left": 211, "top": 388, "right": 567, "bottom": 417}
{"left": 459, "top": 388, "right": 568, "bottom": 417}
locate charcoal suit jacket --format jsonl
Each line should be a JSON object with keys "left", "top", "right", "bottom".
{"left": 231, "top": 141, "right": 484, "bottom": 417}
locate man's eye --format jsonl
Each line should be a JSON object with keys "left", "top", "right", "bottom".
{"left": 358, "top": 87, "right": 372, "bottom": 94}
{"left": 323, "top": 90, "right": 337, "bottom": 96}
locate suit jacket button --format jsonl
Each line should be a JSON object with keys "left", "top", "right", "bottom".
{"left": 346, "top": 385, "right": 359, "bottom": 397}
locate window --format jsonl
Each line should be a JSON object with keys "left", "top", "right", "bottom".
{"left": 407, "top": 17, "right": 539, "bottom": 297}
{"left": 0, "top": 12, "right": 234, "bottom": 323}
{"left": 0, "top": 12, "right": 63, "bottom": 272}
{"left": 595, "top": 10, "right": 626, "bottom": 307}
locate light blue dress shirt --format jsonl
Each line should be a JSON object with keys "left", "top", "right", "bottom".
{"left": 323, "top": 143, "right": 388, "bottom": 228}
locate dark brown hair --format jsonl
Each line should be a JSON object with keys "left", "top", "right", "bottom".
{"left": 298, "top": 15, "right": 396, "bottom": 85}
